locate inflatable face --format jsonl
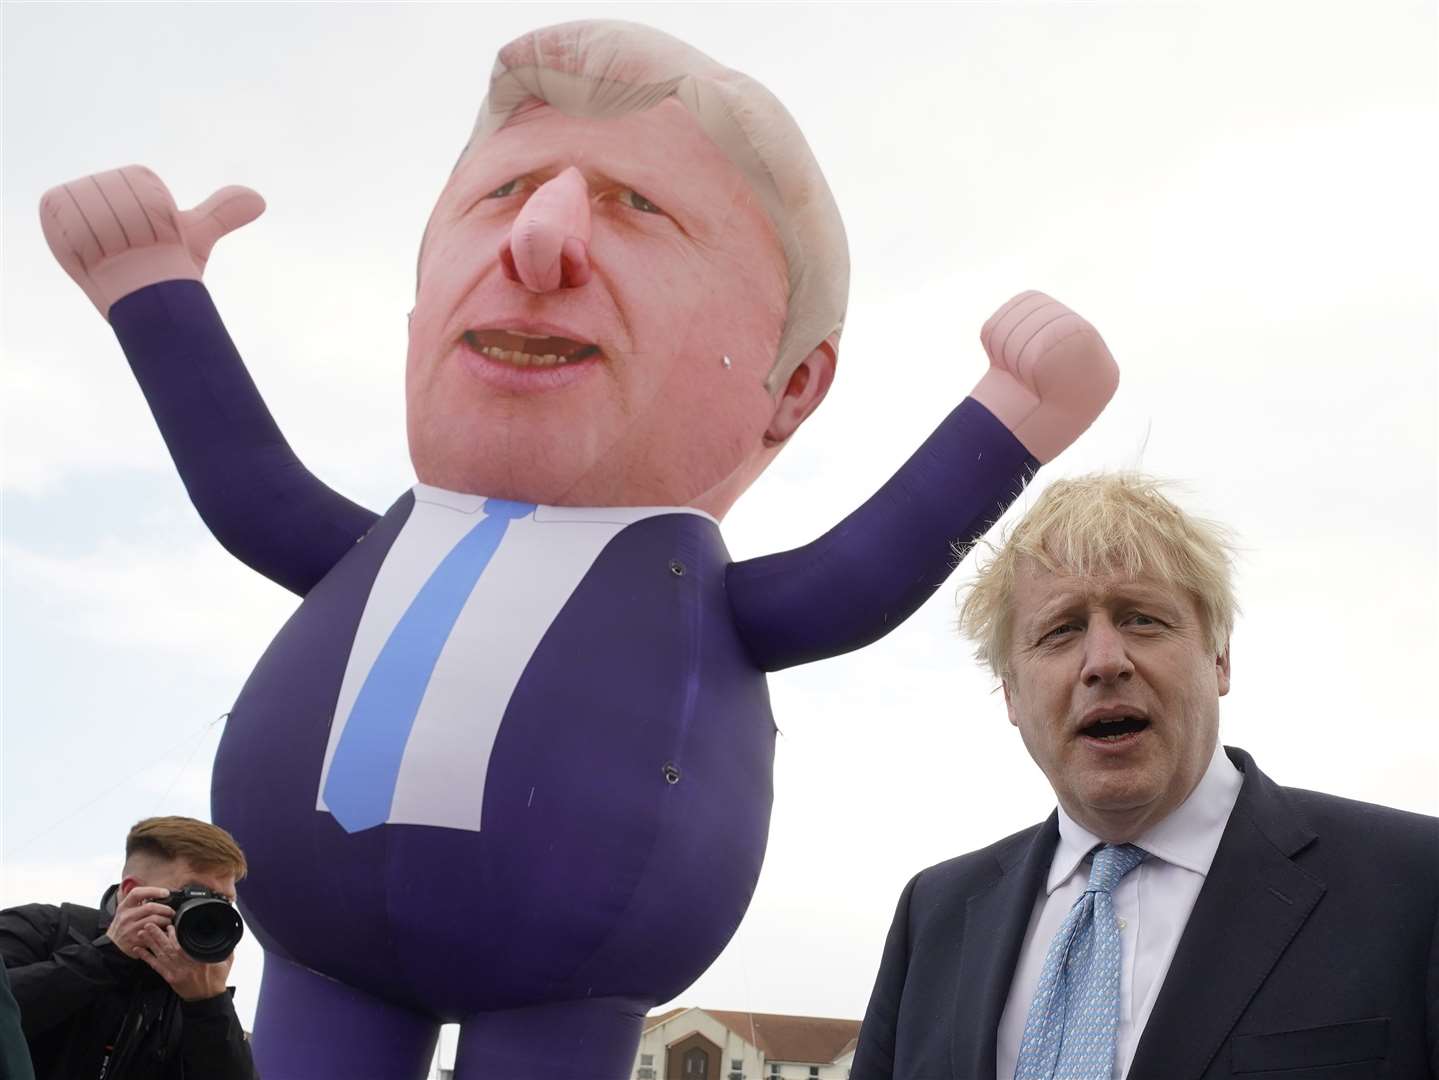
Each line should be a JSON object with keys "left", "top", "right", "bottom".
{"left": 407, "top": 99, "right": 794, "bottom": 512}
{"left": 398, "top": 20, "right": 850, "bottom": 517}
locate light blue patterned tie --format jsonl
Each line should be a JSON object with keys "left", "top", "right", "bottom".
{"left": 1013, "top": 843, "right": 1148, "bottom": 1080}
{"left": 323, "top": 497, "right": 535, "bottom": 833}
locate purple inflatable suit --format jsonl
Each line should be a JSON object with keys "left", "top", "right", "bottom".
{"left": 38, "top": 21, "right": 1118, "bottom": 1080}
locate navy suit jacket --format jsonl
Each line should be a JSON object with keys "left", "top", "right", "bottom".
{"left": 852, "top": 747, "right": 1439, "bottom": 1080}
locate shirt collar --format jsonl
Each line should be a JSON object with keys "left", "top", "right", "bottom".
{"left": 410, "top": 483, "right": 719, "bottom": 526}
{"left": 1047, "top": 741, "right": 1243, "bottom": 893}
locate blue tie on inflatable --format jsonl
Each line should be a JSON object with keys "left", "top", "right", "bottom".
{"left": 323, "top": 498, "right": 537, "bottom": 833}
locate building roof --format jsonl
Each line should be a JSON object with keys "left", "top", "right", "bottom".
{"left": 644, "top": 1007, "right": 689, "bottom": 1032}
{"left": 646, "top": 1008, "right": 862, "bottom": 1065}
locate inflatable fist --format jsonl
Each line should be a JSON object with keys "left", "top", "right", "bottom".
{"left": 972, "top": 290, "right": 1119, "bottom": 464}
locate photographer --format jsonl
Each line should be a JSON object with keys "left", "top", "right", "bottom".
{"left": 0, "top": 817, "right": 257, "bottom": 1079}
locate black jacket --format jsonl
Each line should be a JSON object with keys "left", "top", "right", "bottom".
{"left": 852, "top": 747, "right": 1439, "bottom": 1079}
{"left": 0, "top": 891, "right": 257, "bottom": 1080}
{"left": 1, "top": 960, "right": 35, "bottom": 1080}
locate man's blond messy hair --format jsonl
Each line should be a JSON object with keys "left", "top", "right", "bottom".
{"left": 959, "top": 472, "right": 1238, "bottom": 679}
{"left": 125, "top": 816, "right": 248, "bottom": 881}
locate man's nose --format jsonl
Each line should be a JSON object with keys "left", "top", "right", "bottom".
{"left": 498, "top": 166, "right": 593, "bottom": 293}
{"left": 1080, "top": 620, "right": 1134, "bottom": 686}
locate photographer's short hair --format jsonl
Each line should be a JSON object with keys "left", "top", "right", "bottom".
{"left": 125, "top": 816, "right": 248, "bottom": 881}
{"left": 960, "top": 472, "right": 1238, "bottom": 679}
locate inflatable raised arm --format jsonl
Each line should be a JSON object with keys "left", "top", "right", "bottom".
{"left": 39, "top": 21, "right": 1115, "bottom": 1080}
{"left": 730, "top": 292, "right": 1113, "bottom": 671}
{"left": 40, "top": 168, "right": 377, "bottom": 595}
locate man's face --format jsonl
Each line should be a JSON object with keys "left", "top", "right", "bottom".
{"left": 122, "top": 856, "right": 237, "bottom": 904}
{"left": 406, "top": 99, "right": 793, "bottom": 511}
{"left": 1002, "top": 559, "right": 1230, "bottom": 841}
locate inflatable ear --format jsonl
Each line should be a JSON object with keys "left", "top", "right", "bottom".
{"left": 765, "top": 334, "right": 839, "bottom": 447}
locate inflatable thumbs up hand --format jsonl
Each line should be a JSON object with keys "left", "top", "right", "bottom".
{"left": 39, "top": 164, "right": 265, "bottom": 319}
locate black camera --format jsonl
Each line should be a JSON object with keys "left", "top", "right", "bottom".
{"left": 163, "top": 886, "right": 244, "bottom": 963}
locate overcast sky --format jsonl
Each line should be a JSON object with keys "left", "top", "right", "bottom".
{"left": 3, "top": 0, "right": 1435, "bottom": 1053}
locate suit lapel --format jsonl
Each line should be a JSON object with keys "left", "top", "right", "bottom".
{"left": 1128, "top": 748, "right": 1326, "bottom": 1079}
{"left": 950, "top": 815, "right": 1058, "bottom": 1080}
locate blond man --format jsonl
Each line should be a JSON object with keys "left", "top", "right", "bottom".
{"left": 0, "top": 817, "right": 256, "bottom": 1080}
{"left": 852, "top": 473, "right": 1439, "bottom": 1080}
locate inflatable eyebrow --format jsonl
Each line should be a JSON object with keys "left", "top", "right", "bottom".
{"left": 40, "top": 20, "right": 1116, "bottom": 1080}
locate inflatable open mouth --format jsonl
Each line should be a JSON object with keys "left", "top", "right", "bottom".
{"left": 463, "top": 329, "right": 602, "bottom": 367}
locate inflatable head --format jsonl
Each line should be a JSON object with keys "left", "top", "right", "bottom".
{"left": 406, "top": 20, "right": 849, "bottom": 515}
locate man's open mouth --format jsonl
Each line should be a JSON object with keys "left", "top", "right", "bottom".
{"left": 1078, "top": 714, "right": 1151, "bottom": 742}
{"left": 462, "top": 329, "right": 602, "bottom": 368}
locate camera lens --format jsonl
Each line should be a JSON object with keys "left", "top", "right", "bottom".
{"left": 173, "top": 897, "right": 244, "bottom": 963}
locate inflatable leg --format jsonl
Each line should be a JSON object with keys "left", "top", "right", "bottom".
{"left": 251, "top": 953, "right": 438, "bottom": 1079}
{"left": 455, "top": 995, "right": 650, "bottom": 1080}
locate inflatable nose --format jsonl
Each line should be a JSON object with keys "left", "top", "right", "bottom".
{"left": 498, "top": 166, "right": 593, "bottom": 292}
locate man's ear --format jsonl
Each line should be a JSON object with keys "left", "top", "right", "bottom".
{"left": 1002, "top": 677, "right": 1020, "bottom": 727}
{"left": 1216, "top": 645, "right": 1231, "bottom": 697}
{"left": 764, "top": 336, "right": 838, "bottom": 446}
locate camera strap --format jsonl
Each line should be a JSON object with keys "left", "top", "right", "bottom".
{"left": 96, "top": 983, "right": 178, "bottom": 1079}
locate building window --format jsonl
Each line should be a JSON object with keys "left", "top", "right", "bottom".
{"left": 809, "top": 1069, "right": 820, "bottom": 1078}
{"left": 637, "top": 1057, "right": 655, "bottom": 1080}
{"left": 770, "top": 1066, "right": 781, "bottom": 1078}
{"left": 728, "top": 1060, "right": 745, "bottom": 1080}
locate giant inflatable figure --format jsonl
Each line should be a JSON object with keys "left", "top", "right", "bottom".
{"left": 40, "top": 21, "right": 1118, "bottom": 1080}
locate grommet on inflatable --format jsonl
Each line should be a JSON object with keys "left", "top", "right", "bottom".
{"left": 39, "top": 20, "right": 1118, "bottom": 1080}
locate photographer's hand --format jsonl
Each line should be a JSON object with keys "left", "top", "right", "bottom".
{"left": 103, "top": 885, "right": 174, "bottom": 959}
{"left": 138, "top": 923, "right": 234, "bottom": 1002}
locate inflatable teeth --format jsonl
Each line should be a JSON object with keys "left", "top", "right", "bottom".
{"left": 478, "top": 346, "right": 574, "bottom": 367}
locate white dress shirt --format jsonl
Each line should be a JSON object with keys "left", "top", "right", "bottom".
{"left": 995, "top": 741, "right": 1244, "bottom": 1079}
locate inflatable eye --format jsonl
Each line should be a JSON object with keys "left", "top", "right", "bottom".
{"left": 485, "top": 179, "right": 525, "bottom": 199}
{"left": 620, "top": 189, "right": 664, "bottom": 215}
